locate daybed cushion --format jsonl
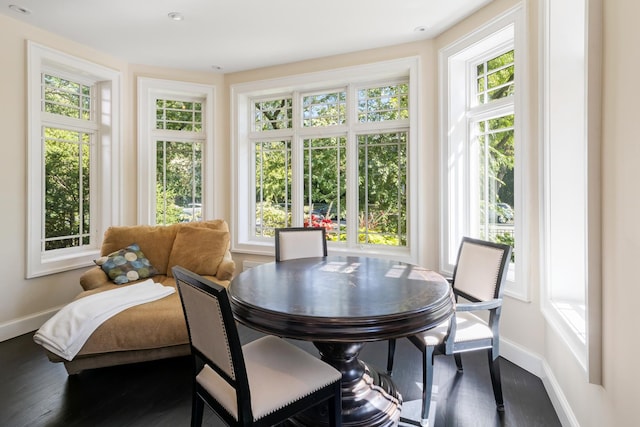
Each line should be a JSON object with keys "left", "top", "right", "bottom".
{"left": 73, "top": 278, "right": 189, "bottom": 355}
{"left": 166, "top": 227, "right": 230, "bottom": 278}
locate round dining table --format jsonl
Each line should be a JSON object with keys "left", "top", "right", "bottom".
{"left": 228, "top": 255, "right": 454, "bottom": 427}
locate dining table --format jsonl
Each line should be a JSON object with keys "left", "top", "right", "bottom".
{"left": 228, "top": 255, "right": 454, "bottom": 427}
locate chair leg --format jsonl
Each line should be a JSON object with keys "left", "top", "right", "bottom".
{"left": 454, "top": 353, "right": 463, "bottom": 372}
{"left": 328, "top": 382, "right": 342, "bottom": 427}
{"left": 387, "top": 339, "right": 397, "bottom": 374}
{"left": 420, "top": 346, "right": 435, "bottom": 426}
{"left": 487, "top": 349, "right": 505, "bottom": 412}
{"left": 192, "top": 391, "right": 204, "bottom": 427}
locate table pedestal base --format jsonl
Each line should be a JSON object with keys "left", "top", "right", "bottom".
{"left": 289, "top": 342, "right": 402, "bottom": 427}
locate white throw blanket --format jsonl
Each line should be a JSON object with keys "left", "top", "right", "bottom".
{"left": 33, "top": 279, "right": 175, "bottom": 361}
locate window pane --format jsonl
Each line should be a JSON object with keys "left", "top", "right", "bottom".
{"left": 44, "top": 127, "right": 91, "bottom": 250}
{"left": 358, "top": 132, "right": 407, "bottom": 246}
{"left": 43, "top": 74, "right": 92, "bottom": 120}
{"left": 156, "top": 99, "right": 203, "bottom": 131}
{"left": 302, "top": 91, "right": 347, "bottom": 127}
{"left": 358, "top": 83, "right": 409, "bottom": 122}
{"left": 156, "top": 141, "right": 202, "bottom": 225}
{"left": 303, "top": 137, "right": 347, "bottom": 241}
{"left": 255, "top": 140, "right": 292, "bottom": 236}
{"left": 476, "top": 50, "right": 515, "bottom": 104}
{"left": 254, "top": 98, "right": 293, "bottom": 130}
{"left": 476, "top": 114, "right": 515, "bottom": 260}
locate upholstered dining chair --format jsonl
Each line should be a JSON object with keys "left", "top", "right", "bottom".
{"left": 275, "top": 227, "right": 327, "bottom": 262}
{"left": 173, "top": 266, "right": 342, "bottom": 427}
{"left": 386, "top": 237, "right": 512, "bottom": 427}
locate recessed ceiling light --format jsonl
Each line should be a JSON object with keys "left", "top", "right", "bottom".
{"left": 9, "top": 4, "right": 31, "bottom": 15}
{"left": 414, "top": 26, "right": 428, "bottom": 33}
{"left": 167, "top": 12, "right": 184, "bottom": 21}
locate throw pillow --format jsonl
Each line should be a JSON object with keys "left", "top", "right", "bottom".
{"left": 94, "top": 244, "right": 159, "bottom": 284}
{"left": 167, "top": 227, "right": 230, "bottom": 277}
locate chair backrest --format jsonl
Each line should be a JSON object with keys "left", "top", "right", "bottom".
{"left": 173, "top": 266, "right": 252, "bottom": 421}
{"left": 275, "top": 227, "right": 327, "bottom": 262}
{"left": 451, "top": 237, "right": 512, "bottom": 302}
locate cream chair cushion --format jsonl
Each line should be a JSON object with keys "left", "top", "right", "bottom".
{"left": 196, "top": 335, "right": 342, "bottom": 421}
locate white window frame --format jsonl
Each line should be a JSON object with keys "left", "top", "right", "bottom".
{"left": 137, "top": 78, "right": 215, "bottom": 225}
{"left": 439, "top": 4, "right": 530, "bottom": 300}
{"left": 541, "top": 0, "right": 602, "bottom": 384}
{"left": 231, "top": 58, "right": 421, "bottom": 262}
{"left": 26, "top": 42, "right": 121, "bottom": 278}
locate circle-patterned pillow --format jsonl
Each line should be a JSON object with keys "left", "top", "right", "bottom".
{"left": 94, "top": 244, "right": 159, "bottom": 284}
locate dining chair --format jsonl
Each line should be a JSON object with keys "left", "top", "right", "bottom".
{"left": 173, "top": 266, "right": 342, "bottom": 427}
{"left": 275, "top": 227, "right": 327, "bottom": 262}
{"left": 386, "top": 237, "right": 512, "bottom": 427}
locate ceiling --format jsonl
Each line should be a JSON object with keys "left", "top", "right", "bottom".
{"left": 1, "top": 0, "right": 493, "bottom": 73}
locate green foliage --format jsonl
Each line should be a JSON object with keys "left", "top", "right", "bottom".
{"left": 156, "top": 99, "right": 202, "bottom": 131}
{"left": 478, "top": 114, "right": 515, "bottom": 209}
{"left": 255, "top": 141, "right": 291, "bottom": 205}
{"left": 156, "top": 140, "right": 202, "bottom": 224}
{"left": 303, "top": 92, "right": 346, "bottom": 127}
{"left": 255, "top": 99, "right": 293, "bottom": 130}
{"left": 43, "top": 74, "right": 91, "bottom": 120}
{"left": 42, "top": 73, "right": 94, "bottom": 250}
{"left": 303, "top": 137, "right": 346, "bottom": 221}
{"left": 477, "top": 50, "right": 515, "bottom": 103}
{"left": 44, "top": 127, "right": 90, "bottom": 250}
{"left": 358, "top": 230, "right": 403, "bottom": 246}
{"left": 358, "top": 84, "right": 409, "bottom": 122}
{"left": 155, "top": 183, "right": 183, "bottom": 225}
{"left": 494, "top": 232, "right": 515, "bottom": 262}
{"left": 256, "top": 201, "right": 290, "bottom": 236}
{"left": 253, "top": 84, "right": 410, "bottom": 247}
{"left": 358, "top": 132, "right": 407, "bottom": 241}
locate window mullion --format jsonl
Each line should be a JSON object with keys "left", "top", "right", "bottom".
{"left": 291, "top": 92, "right": 303, "bottom": 226}
{"left": 345, "top": 84, "right": 359, "bottom": 248}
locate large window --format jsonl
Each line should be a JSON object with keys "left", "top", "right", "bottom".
{"left": 138, "top": 78, "right": 215, "bottom": 225}
{"left": 27, "top": 43, "right": 121, "bottom": 278}
{"left": 440, "top": 6, "right": 528, "bottom": 299}
{"left": 233, "top": 59, "right": 420, "bottom": 260}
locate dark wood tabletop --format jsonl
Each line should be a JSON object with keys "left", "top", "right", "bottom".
{"left": 229, "top": 255, "right": 454, "bottom": 342}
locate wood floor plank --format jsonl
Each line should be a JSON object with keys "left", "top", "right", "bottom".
{"left": 0, "top": 327, "right": 561, "bottom": 427}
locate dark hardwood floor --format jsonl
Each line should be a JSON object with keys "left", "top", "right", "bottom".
{"left": 0, "top": 326, "right": 561, "bottom": 427}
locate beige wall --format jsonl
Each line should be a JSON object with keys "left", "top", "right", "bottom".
{"left": 2, "top": 0, "right": 639, "bottom": 425}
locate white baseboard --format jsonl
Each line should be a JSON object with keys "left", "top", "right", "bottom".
{"left": 540, "top": 359, "right": 581, "bottom": 427}
{"left": 500, "top": 337, "right": 578, "bottom": 427}
{"left": 0, "top": 306, "right": 61, "bottom": 342}
{"left": 500, "top": 337, "right": 544, "bottom": 377}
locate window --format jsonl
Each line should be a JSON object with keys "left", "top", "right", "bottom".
{"left": 27, "top": 42, "right": 121, "bottom": 278}
{"left": 440, "top": 5, "right": 528, "bottom": 299}
{"left": 137, "top": 78, "right": 215, "bottom": 225}
{"left": 232, "top": 58, "right": 420, "bottom": 260}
